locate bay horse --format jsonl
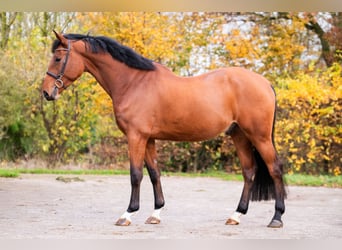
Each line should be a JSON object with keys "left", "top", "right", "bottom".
{"left": 42, "top": 31, "right": 286, "bottom": 228}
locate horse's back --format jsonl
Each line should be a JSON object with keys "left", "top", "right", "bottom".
{"left": 191, "top": 67, "right": 275, "bottom": 115}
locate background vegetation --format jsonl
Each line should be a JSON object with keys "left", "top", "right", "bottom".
{"left": 0, "top": 12, "right": 341, "bottom": 176}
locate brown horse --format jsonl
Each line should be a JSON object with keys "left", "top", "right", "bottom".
{"left": 42, "top": 31, "right": 286, "bottom": 228}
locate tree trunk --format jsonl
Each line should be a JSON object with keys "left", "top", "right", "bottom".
{"left": 0, "top": 12, "right": 17, "bottom": 49}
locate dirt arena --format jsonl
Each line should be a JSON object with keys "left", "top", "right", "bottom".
{"left": 0, "top": 174, "right": 341, "bottom": 239}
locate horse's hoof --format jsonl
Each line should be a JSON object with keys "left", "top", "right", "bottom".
{"left": 145, "top": 216, "right": 161, "bottom": 224}
{"left": 115, "top": 218, "right": 131, "bottom": 226}
{"left": 225, "top": 218, "right": 239, "bottom": 225}
{"left": 267, "top": 219, "right": 283, "bottom": 228}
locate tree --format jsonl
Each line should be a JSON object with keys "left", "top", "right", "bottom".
{"left": 276, "top": 63, "right": 341, "bottom": 175}
{"left": 0, "top": 12, "right": 17, "bottom": 49}
{"left": 0, "top": 12, "right": 100, "bottom": 165}
{"left": 304, "top": 12, "right": 342, "bottom": 67}
{"left": 0, "top": 12, "right": 340, "bottom": 175}
{"left": 324, "top": 12, "right": 342, "bottom": 64}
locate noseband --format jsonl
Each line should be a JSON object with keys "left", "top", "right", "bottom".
{"left": 46, "top": 39, "right": 71, "bottom": 89}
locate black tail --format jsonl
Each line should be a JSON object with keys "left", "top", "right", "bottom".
{"left": 250, "top": 148, "right": 276, "bottom": 201}
{"left": 250, "top": 86, "right": 286, "bottom": 201}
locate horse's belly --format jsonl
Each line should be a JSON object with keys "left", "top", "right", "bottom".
{"left": 152, "top": 116, "right": 232, "bottom": 141}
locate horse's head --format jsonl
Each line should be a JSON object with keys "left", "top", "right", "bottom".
{"left": 42, "top": 31, "right": 85, "bottom": 101}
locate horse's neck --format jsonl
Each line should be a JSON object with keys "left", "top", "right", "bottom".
{"left": 83, "top": 53, "right": 134, "bottom": 99}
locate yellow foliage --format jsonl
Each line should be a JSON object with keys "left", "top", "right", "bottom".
{"left": 334, "top": 166, "right": 341, "bottom": 176}
{"left": 276, "top": 63, "right": 342, "bottom": 175}
{"left": 223, "top": 26, "right": 260, "bottom": 67}
{"left": 77, "top": 12, "right": 181, "bottom": 63}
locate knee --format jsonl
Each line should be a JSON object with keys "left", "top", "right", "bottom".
{"left": 130, "top": 168, "right": 143, "bottom": 186}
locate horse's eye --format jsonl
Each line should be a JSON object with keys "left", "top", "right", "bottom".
{"left": 55, "top": 57, "right": 61, "bottom": 62}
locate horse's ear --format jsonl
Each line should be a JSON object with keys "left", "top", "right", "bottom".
{"left": 53, "top": 30, "right": 68, "bottom": 48}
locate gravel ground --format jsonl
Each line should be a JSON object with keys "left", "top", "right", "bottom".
{"left": 0, "top": 174, "right": 341, "bottom": 239}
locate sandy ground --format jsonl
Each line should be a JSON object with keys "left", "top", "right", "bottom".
{"left": 0, "top": 174, "right": 341, "bottom": 239}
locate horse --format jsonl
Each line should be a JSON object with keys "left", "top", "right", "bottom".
{"left": 41, "top": 31, "right": 286, "bottom": 228}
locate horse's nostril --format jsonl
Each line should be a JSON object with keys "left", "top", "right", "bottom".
{"left": 43, "top": 91, "right": 49, "bottom": 99}
{"left": 43, "top": 90, "right": 54, "bottom": 101}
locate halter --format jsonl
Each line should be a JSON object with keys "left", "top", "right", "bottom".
{"left": 46, "top": 39, "right": 71, "bottom": 89}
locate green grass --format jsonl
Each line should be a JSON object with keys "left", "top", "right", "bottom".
{"left": 0, "top": 168, "right": 129, "bottom": 178}
{"left": 284, "top": 173, "right": 342, "bottom": 188}
{"left": 163, "top": 170, "right": 244, "bottom": 182}
{"left": 0, "top": 169, "right": 20, "bottom": 178}
{"left": 0, "top": 168, "right": 341, "bottom": 188}
{"left": 164, "top": 170, "right": 342, "bottom": 188}
{"left": 17, "top": 168, "right": 130, "bottom": 175}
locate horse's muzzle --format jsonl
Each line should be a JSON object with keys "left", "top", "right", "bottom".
{"left": 42, "top": 85, "right": 60, "bottom": 101}
{"left": 43, "top": 90, "right": 56, "bottom": 101}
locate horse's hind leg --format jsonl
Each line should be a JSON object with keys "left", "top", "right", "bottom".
{"left": 252, "top": 140, "right": 286, "bottom": 228}
{"left": 226, "top": 125, "right": 256, "bottom": 225}
{"left": 144, "top": 139, "right": 165, "bottom": 224}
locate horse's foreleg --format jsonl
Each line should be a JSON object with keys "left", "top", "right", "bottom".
{"left": 144, "top": 139, "right": 165, "bottom": 224}
{"left": 115, "top": 133, "right": 147, "bottom": 226}
{"left": 226, "top": 126, "right": 255, "bottom": 225}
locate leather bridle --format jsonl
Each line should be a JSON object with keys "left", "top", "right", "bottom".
{"left": 46, "top": 39, "right": 71, "bottom": 90}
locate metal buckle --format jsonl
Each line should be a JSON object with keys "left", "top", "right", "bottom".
{"left": 54, "top": 78, "right": 64, "bottom": 89}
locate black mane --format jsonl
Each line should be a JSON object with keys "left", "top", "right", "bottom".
{"left": 52, "top": 33, "right": 156, "bottom": 71}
